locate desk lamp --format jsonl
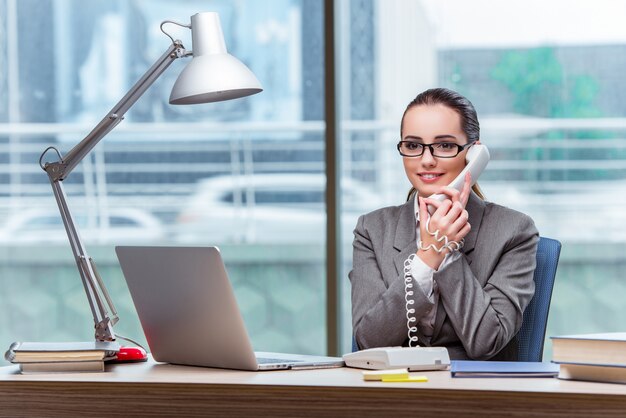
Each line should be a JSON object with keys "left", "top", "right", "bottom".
{"left": 37, "top": 12, "right": 262, "bottom": 360}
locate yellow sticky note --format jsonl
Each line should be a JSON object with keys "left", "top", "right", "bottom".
{"left": 381, "top": 375, "right": 428, "bottom": 383}
{"left": 362, "top": 368, "right": 409, "bottom": 381}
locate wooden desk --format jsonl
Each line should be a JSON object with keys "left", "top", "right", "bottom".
{"left": 1, "top": 359, "right": 625, "bottom": 417}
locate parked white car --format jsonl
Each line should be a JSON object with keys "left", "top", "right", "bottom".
{"left": 175, "top": 174, "right": 382, "bottom": 244}
{"left": 482, "top": 182, "right": 626, "bottom": 242}
{"left": 0, "top": 207, "right": 165, "bottom": 245}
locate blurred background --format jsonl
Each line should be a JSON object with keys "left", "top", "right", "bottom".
{"left": 1, "top": 0, "right": 625, "bottom": 364}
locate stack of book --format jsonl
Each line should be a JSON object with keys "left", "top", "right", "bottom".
{"left": 551, "top": 332, "right": 626, "bottom": 384}
{"left": 4, "top": 341, "right": 120, "bottom": 374}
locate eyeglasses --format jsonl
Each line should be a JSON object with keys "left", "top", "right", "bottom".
{"left": 397, "top": 140, "right": 475, "bottom": 158}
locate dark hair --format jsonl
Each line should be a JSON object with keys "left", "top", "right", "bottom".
{"left": 401, "top": 88, "right": 480, "bottom": 141}
{"left": 401, "top": 88, "right": 484, "bottom": 200}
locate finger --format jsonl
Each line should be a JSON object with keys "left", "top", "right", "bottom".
{"left": 422, "top": 197, "right": 442, "bottom": 213}
{"left": 419, "top": 200, "right": 443, "bottom": 248}
{"left": 423, "top": 198, "right": 452, "bottom": 219}
{"left": 418, "top": 196, "right": 429, "bottom": 235}
{"left": 420, "top": 198, "right": 448, "bottom": 245}
{"left": 448, "top": 208, "right": 469, "bottom": 237}
{"left": 419, "top": 197, "right": 439, "bottom": 242}
{"left": 460, "top": 172, "right": 472, "bottom": 207}
{"left": 436, "top": 186, "right": 461, "bottom": 203}
{"left": 442, "top": 201, "right": 464, "bottom": 225}
{"left": 453, "top": 222, "right": 471, "bottom": 242}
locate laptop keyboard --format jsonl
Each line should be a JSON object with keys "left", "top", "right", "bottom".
{"left": 256, "top": 357, "right": 304, "bottom": 364}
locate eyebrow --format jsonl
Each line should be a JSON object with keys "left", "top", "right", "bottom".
{"left": 403, "top": 134, "right": 459, "bottom": 142}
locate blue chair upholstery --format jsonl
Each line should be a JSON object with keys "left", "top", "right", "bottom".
{"left": 351, "top": 236, "right": 562, "bottom": 361}
{"left": 517, "top": 236, "right": 561, "bottom": 362}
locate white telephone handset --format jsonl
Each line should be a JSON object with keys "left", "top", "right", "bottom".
{"left": 428, "top": 143, "right": 490, "bottom": 214}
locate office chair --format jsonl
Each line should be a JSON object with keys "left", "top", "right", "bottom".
{"left": 517, "top": 236, "right": 561, "bottom": 362}
{"left": 351, "top": 236, "right": 562, "bottom": 362}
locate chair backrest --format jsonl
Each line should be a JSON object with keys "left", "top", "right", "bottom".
{"left": 517, "top": 236, "right": 561, "bottom": 362}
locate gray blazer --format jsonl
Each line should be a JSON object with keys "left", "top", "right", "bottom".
{"left": 349, "top": 193, "right": 539, "bottom": 360}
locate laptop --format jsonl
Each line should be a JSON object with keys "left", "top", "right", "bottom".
{"left": 115, "top": 246, "right": 344, "bottom": 371}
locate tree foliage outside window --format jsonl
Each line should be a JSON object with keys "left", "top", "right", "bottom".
{"left": 491, "top": 47, "right": 601, "bottom": 119}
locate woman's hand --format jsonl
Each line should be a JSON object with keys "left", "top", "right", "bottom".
{"left": 416, "top": 172, "right": 472, "bottom": 270}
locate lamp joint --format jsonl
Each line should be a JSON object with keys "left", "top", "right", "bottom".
{"left": 173, "top": 45, "right": 188, "bottom": 58}
{"left": 44, "top": 161, "right": 68, "bottom": 182}
{"left": 95, "top": 319, "right": 116, "bottom": 342}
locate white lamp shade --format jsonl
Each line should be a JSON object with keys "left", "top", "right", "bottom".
{"left": 169, "top": 53, "right": 263, "bottom": 104}
{"left": 169, "top": 12, "right": 262, "bottom": 105}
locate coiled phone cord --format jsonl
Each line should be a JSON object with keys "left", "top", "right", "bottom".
{"left": 403, "top": 254, "right": 419, "bottom": 348}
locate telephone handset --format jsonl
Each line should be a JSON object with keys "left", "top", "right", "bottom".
{"left": 427, "top": 143, "right": 490, "bottom": 214}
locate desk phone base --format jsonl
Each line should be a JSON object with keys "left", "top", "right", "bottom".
{"left": 343, "top": 346, "right": 450, "bottom": 371}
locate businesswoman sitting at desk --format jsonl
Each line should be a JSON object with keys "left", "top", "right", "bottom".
{"left": 349, "top": 88, "right": 539, "bottom": 361}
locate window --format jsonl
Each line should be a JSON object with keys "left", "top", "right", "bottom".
{"left": 0, "top": 0, "right": 326, "bottom": 363}
{"left": 2, "top": 0, "right": 625, "bottom": 364}
{"left": 338, "top": 0, "right": 626, "bottom": 356}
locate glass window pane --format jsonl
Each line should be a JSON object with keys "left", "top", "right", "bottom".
{"left": 340, "top": 0, "right": 626, "bottom": 356}
{"left": 0, "top": 0, "right": 326, "bottom": 364}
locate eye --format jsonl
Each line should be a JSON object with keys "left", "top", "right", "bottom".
{"left": 404, "top": 142, "right": 421, "bottom": 151}
{"left": 435, "top": 142, "right": 456, "bottom": 150}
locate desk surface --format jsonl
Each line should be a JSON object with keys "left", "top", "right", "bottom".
{"left": 1, "top": 359, "right": 626, "bottom": 417}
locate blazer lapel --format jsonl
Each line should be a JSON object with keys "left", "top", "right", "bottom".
{"left": 392, "top": 200, "right": 418, "bottom": 276}
{"left": 431, "top": 192, "right": 485, "bottom": 340}
{"left": 458, "top": 192, "right": 485, "bottom": 256}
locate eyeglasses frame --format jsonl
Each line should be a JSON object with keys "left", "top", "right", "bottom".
{"left": 396, "top": 140, "right": 476, "bottom": 158}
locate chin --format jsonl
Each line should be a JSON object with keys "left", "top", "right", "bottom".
{"left": 414, "top": 186, "right": 436, "bottom": 197}
{"left": 415, "top": 181, "right": 441, "bottom": 194}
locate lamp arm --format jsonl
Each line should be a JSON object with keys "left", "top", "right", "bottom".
{"left": 55, "top": 41, "right": 187, "bottom": 179}
{"left": 40, "top": 40, "right": 187, "bottom": 341}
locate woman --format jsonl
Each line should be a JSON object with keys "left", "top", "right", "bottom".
{"left": 349, "top": 88, "right": 538, "bottom": 360}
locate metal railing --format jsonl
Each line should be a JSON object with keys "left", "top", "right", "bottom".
{"left": 1, "top": 118, "right": 626, "bottom": 242}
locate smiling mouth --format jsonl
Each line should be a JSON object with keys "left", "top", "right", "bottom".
{"left": 418, "top": 173, "right": 444, "bottom": 180}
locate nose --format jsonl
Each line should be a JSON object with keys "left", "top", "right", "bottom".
{"left": 420, "top": 145, "right": 437, "bottom": 166}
